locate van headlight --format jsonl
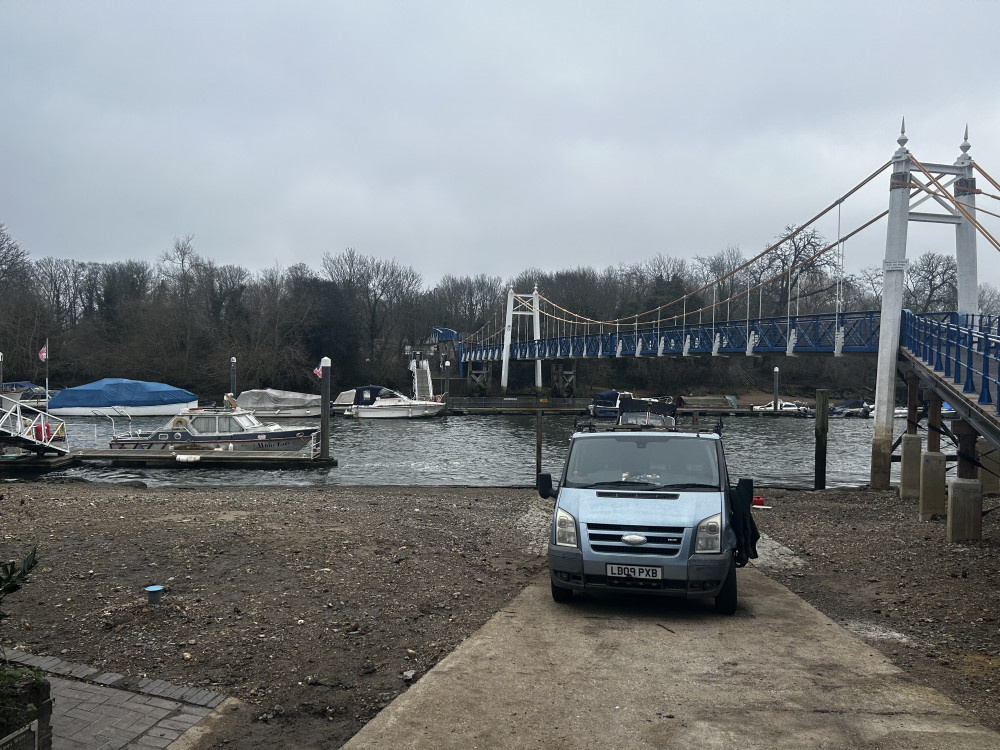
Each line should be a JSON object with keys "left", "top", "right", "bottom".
{"left": 695, "top": 513, "right": 721, "bottom": 553}
{"left": 554, "top": 507, "right": 579, "bottom": 548}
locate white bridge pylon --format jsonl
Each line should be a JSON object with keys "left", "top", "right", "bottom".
{"left": 500, "top": 286, "right": 542, "bottom": 392}
{"left": 870, "top": 123, "right": 983, "bottom": 489}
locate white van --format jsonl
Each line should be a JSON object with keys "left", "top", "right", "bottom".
{"left": 537, "top": 425, "right": 757, "bottom": 615}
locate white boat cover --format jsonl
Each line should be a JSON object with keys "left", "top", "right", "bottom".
{"left": 235, "top": 389, "right": 322, "bottom": 410}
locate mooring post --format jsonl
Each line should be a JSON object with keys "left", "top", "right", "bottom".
{"left": 814, "top": 389, "right": 828, "bottom": 490}
{"left": 320, "top": 356, "right": 331, "bottom": 461}
{"left": 535, "top": 391, "right": 542, "bottom": 477}
{"left": 230, "top": 356, "right": 237, "bottom": 395}
{"left": 773, "top": 367, "right": 779, "bottom": 412}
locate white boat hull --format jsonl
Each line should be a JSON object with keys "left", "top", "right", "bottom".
{"left": 49, "top": 400, "right": 200, "bottom": 417}
{"left": 350, "top": 401, "right": 445, "bottom": 419}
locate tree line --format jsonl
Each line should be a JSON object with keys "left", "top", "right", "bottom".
{"left": 1, "top": 220, "right": 995, "bottom": 400}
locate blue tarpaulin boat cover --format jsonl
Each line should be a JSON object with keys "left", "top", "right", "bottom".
{"left": 47, "top": 378, "right": 197, "bottom": 409}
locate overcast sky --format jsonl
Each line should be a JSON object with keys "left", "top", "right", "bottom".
{"left": 3, "top": 1, "right": 1000, "bottom": 292}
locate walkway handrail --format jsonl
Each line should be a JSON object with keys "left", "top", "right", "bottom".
{"left": 456, "top": 310, "right": 881, "bottom": 362}
{"left": 0, "top": 396, "right": 70, "bottom": 454}
{"left": 902, "top": 310, "right": 1000, "bottom": 416}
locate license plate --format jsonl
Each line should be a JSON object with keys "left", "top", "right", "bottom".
{"left": 606, "top": 563, "right": 661, "bottom": 580}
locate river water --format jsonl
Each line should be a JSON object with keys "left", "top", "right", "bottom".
{"left": 34, "top": 413, "right": 909, "bottom": 489}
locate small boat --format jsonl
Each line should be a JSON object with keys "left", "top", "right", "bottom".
{"left": 235, "top": 388, "right": 322, "bottom": 418}
{"left": 105, "top": 397, "right": 318, "bottom": 450}
{"left": 587, "top": 389, "right": 633, "bottom": 418}
{"left": 333, "top": 385, "right": 445, "bottom": 419}
{"left": 48, "top": 378, "right": 198, "bottom": 416}
{"left": 829, "top": 399, "right": 871, "bottom": 418}
{"left": 617, "top": 396, "right": 677, "bottom": 427}
{"left": 753, "top": 399, "right": 805, "bottom": 412}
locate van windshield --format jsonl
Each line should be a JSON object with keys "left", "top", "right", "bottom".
{"left": 565, "top": 435, "right": 720, "bottom": 490}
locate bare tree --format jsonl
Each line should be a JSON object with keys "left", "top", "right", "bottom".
{"left": 904, "top": 252, "right": 957, "bottom": 313}
{"left": 322, "top": 248, "right": 424, "bottom": 380}
{"left": 979, "top": 282, "right": 1000, "bottom": 316}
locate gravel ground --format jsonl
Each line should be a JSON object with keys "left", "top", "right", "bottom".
{"left": 1, "top": 480, "right": 998, "bottom": 747}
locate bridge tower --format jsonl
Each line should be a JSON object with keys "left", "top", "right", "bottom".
{"left": 500, "top": 286, "right": 543, "bottom": 394}
{"left": 870, "top": 124, "right": 978, "bottom": 488}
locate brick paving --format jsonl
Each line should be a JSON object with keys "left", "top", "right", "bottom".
{"left": 5, "top": 648, "right": 225, "bottom": 750}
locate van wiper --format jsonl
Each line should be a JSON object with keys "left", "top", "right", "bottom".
{"left": 584, "top": 480, "right": 659, "bottom": 488}
{"left": 656, "top": 482, "right": 719, "bottom": 490}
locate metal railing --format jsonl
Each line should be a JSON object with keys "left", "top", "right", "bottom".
{"left": 0, "top": 396, "right": 70, "bottom": 454}
{"left": 458, "top": 310, "right": 881, "bottom": 362}
{"left": 903, "top": 310, "right": 1000, "bottom": 414}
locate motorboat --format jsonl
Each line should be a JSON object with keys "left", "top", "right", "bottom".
{"left": 333, "top": 385, "right": 445, "bottom": 419}
{"left": 48, "top": 378, "right": 198, "bottom": 416}
{"left": 235, "top": 388, "right": 322, "bottom": 418}
{"left": 617, "top": 396, "right": 677, "bottom": 427}
{"left": 829, "top": 399, "right": 871, "bottom": 418}
{"left": 587, "top": 389, "right": 633, "bottom": 418}
{"left": 104, "top": 396, "right": 318, "bottom": 450}
{"left": 753, "top": 399, "right": 806, "bottom": 412}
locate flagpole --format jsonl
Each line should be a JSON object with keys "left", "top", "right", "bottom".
{"left": 44, "top": 338, "right": 49, "bottom": 410}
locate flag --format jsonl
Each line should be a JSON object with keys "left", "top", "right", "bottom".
{"left": 313, "top": 362, "right": 323, "bottom": 378}
{"left": 38, "top": 344, "right": 47, "bottom": 362}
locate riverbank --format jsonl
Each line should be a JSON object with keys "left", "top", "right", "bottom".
{"left": 1, "top": 482, "right": 997, "bottom": 748}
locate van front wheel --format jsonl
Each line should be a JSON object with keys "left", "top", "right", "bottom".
{"left": 551, "top": 581, "right": 573, "bottom": 603}
{"left": 715, "top": 556, "right": 738, "bottom": 615}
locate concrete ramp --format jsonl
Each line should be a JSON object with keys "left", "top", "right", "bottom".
{"left": 343, "top": 570, "right": 998, "bottom": 750}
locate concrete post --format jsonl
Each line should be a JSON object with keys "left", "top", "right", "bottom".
{"left": 977, "top": 436, "right": 1000, "bottom": 493}
{"left": 919, "top": 451, "right": 947, "bottom": 520}
{"left": 919, "top": 390, "right": 946, "bottom": 519}
{"left": 947, "top": 477, "right": 983, "bottom": 542}
{"left": 871, "top": 124, "right": 911, "bottom": 489}
{"left": 954, "top": 128, "right": 978, "bottom": 316}
{"left": 947, "top": 420, "right": 983, "bottom": 541}
{"left": 899, "top": 433, "right": 922, "bottom": 500}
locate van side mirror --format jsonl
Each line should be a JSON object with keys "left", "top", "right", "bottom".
{"left": 536, "top": 472, "right": 557, "bottom": 499}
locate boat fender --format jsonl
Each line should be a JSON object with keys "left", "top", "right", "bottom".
{"left": 176, "top": 454, "right": 201, "bottom": 463}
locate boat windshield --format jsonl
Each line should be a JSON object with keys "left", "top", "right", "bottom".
{"left": 234, "top": 413, "right": 261, "bottom": 429}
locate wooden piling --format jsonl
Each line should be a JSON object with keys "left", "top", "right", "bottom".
{"left": 814, "top": 389, "right": 828, "bottom": 490}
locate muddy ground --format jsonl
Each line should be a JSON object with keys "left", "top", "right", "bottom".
{"left": 1, "top": 481, "right": 998, "bottom": 747}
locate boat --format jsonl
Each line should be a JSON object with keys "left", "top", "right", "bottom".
{"left": 829, "top": 399, "right": 871, "bottom": 418}
{"left": 333, "top": 385, "right": 445, "bottom": 419}
{"left": 616, "top": 396, "right": 677, "bottom": 427}
{"left": 587, "top": 389, "right": 633, "bottom": 418}
{"left": 753, "top": 399, "right": 806, "bottom": 412}
{"left": 105, "top": 396, "right": 319, "bottom": 451}
{"left": 47, "top": 378, "right": 198, "bottom": 416}
{"left": 235, "top": 388, "right": 322, "bottom": 418}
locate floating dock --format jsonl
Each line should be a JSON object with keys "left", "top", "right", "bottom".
{"left": 0, "top": 449, "right": 335, "bottom": 475}
{"left": 74, "top": 449, "right": 336, "bottom": 469}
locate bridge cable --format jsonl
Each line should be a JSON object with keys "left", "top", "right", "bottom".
{"left": 910, "top": 156, "right": 1000, "bottom": 254}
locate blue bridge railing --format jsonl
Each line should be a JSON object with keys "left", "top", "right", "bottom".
{"left": 902, "top": 310, "right": 1000, "bottom": 415}
{"left": 455, "top": 310, "right": 881, "bottom": 363}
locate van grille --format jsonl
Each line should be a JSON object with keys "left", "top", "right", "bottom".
{"left": 586, "top": 523, "right": 684, "bottom": 556}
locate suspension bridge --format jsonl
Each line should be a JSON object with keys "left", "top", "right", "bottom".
{"left": 433, "top": 124, "right": 1000, "bottom": 538}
